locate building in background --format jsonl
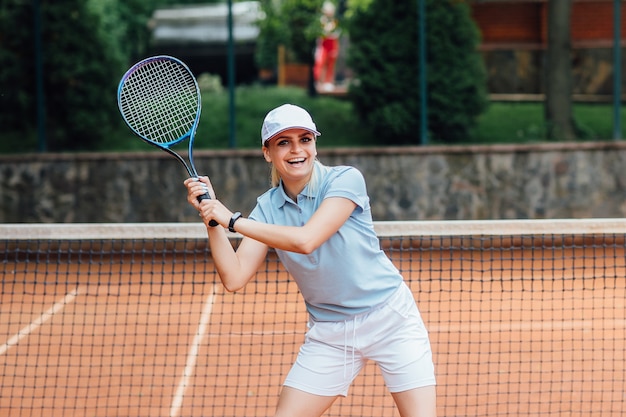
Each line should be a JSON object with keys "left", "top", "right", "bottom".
{"left": 150, "top": 1, "right": 262, "bottom": 84}
{"left": 471, "top": 0, "right": 625, "bottom": 99}
{"left": 148, "top": 0, "right": 625, "bottom": 99}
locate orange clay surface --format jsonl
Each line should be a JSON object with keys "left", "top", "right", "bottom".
{"left": 1, "top": 246, "right": 624, "bottom": 417}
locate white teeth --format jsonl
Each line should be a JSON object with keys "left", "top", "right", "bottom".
{"left": 288, "top": 158, "right": 305, "bottom": 163}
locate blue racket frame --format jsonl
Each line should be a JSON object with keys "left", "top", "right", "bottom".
{"left": 117, "top": 55, "right": 217, "bottom": 226}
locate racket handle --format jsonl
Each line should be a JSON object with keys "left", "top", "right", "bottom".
{"left": 197, "top": 193, "right": 219, "bottom": 227}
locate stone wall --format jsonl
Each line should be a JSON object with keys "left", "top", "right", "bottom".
{"left": 1, "top": 142, "right": 625, "bottom": 224}
{"left": 482, "top": 47, "right": 625, "bottom": 97}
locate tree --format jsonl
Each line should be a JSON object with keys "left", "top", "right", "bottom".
{"left": 255, "top": 0, "right": 285, "bottom": 77}
{"left": 0, "top": 0, "right": 34, "bottom": 135}
{"left": 544, "top": 0, "right": 578, "bottom": 140}
{"left": 0, "top": 0, "right": 217, "bottom": 152}
{"left": 0, "top": 0, "right": 125, "bottom": 151}
{"left": 281, "top": 0, "right": 324, "bottom": 96}
{"left": 347, "top": 0, "right": 487, "bottom": 144}
{"left": 40, "top": 0, "right": 124, "bottom": 150}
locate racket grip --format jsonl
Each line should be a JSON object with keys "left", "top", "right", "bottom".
{"left": 197, "top": 193, "right": 219, "bottom": 227}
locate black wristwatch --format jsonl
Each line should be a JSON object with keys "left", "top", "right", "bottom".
{"left": 228, "top": 212, "right": 242, "bottom": 232}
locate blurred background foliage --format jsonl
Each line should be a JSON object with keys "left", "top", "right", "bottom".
{"left": 347, "top": 0, "right": 488, "bottom": 144}
{"left": 0, "top": 0, "right": 621, "bottom": 153}
{"left": 1, "top": 0, "right": 213, "bottom": 151}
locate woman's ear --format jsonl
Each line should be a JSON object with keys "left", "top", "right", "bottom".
{"left": 262, "top": 146, "right": 272, "bottom": 163}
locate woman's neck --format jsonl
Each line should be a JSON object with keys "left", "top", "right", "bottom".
{"left": 282, "top": 179, "right": 308, "bottom": 202}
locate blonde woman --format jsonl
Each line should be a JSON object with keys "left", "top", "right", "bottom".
{"left": 185, "top": 104, "right": 437, "bottom": 417}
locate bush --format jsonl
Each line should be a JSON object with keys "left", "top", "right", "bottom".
{"left": 347, "top": 0, "right": 488, "bottom": 144}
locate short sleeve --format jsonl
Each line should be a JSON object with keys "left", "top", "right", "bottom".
{"left": 322, "top": 167, "right": 369, "bottom": 211}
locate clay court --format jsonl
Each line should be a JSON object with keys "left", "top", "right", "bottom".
{"left": 1, "top": 221, "right": 625, "bottom": 416}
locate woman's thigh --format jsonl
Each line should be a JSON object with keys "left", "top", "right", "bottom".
{"left": 274, "top": 386, "right": 338, "bottom": 417}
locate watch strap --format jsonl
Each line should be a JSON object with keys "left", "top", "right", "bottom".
{"left": 228, "top": 212, "right": 242, "bottom": 232}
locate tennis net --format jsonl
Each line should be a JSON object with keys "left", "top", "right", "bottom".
{"left": 1, "top": 220, "right": 625, "bottom": 417}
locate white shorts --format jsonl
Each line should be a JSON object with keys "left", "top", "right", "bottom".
{"left": 284, "top": 283, "right": 436, "bottom": 397}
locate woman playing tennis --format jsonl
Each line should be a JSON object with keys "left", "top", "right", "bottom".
{"left": 185, "top": 104, "right": 437, "bottom": 417}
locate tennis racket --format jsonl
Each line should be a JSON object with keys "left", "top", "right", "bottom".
{"left": 117, "top": 55, "right": 218, "bottom": 226}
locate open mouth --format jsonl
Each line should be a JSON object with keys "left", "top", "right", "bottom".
{"left": 288, "top": 157, "right": 306, "bottom": 165}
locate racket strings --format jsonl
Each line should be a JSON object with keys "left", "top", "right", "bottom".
{"left": 119, "top": 59, "right": 200, "bottom": 145}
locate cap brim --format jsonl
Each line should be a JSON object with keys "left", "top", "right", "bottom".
{"left": 263, "top": 126, "right": 321, "bottom": 145}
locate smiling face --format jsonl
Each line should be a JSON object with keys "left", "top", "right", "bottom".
{"left": 263, "top": 128, "right": 318, "bottom": 198}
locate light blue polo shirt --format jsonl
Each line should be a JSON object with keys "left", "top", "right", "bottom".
{"left": 249, "top": 163, "right": 403, "bottom": 322}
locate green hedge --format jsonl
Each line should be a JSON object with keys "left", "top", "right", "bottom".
{"left": 347, "top": 0, "right": 488, "bottom": 144}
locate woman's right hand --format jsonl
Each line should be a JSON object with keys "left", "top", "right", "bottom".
{"left": 184, "top": 177, "right": 236, "bottom": 229}
{"left": 184, "top": 176, "right": 214, "bottom": 210}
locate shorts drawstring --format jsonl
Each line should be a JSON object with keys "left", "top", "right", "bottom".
{"left": 343, "top": 323, "right": 347, "bottom": 379}
{"left": 343, "top": 317, "right": 357, "bottom": 380}
{"left": 352, "top": 317, "right": 356, "bottom": 378}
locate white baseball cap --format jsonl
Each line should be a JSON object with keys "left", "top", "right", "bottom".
{"left": 261, "top": 104, "right": 321, "bottom": 145}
